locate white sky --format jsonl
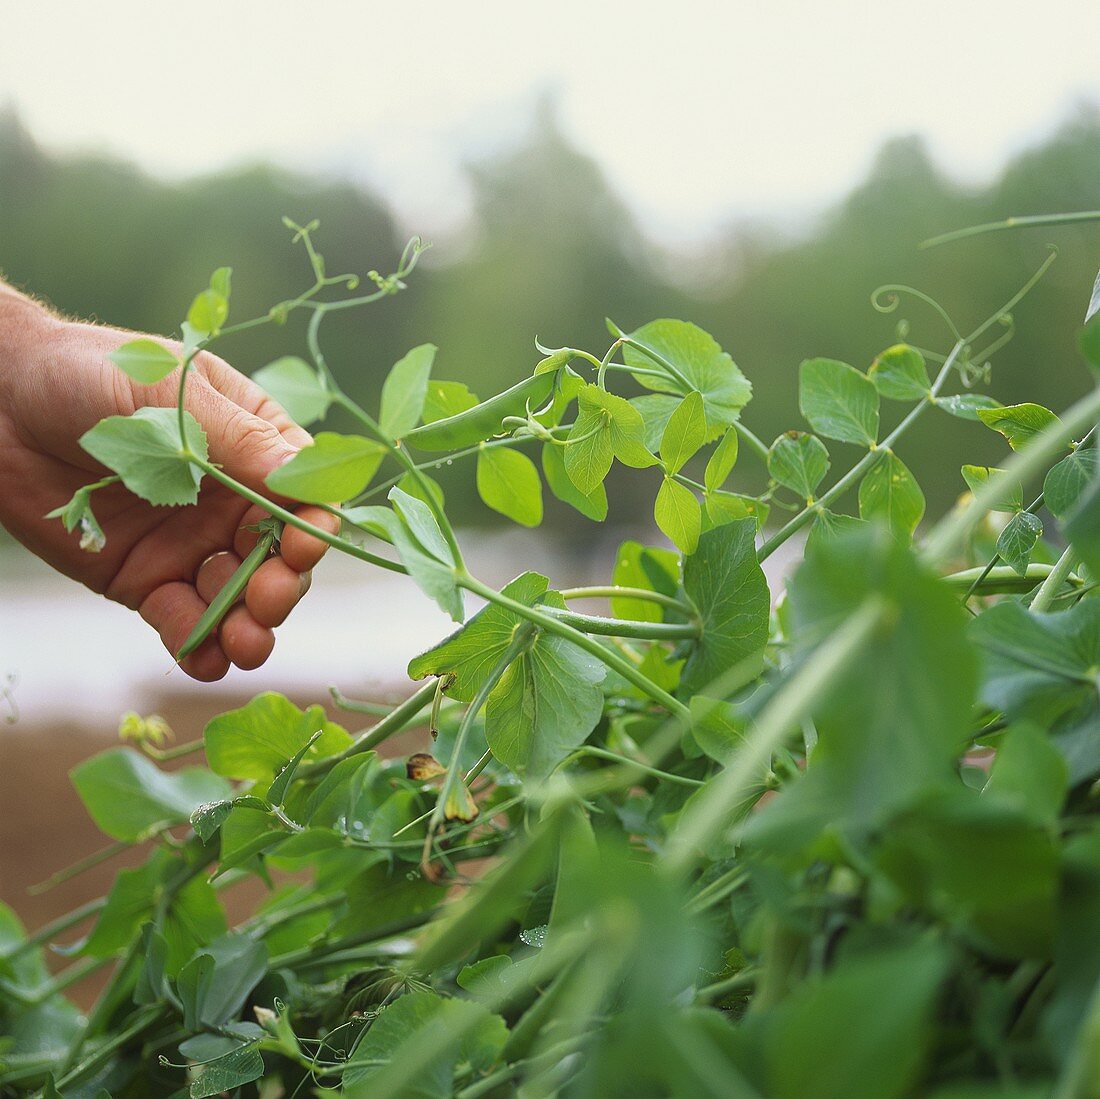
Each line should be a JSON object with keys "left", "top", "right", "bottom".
{"left": 1, "top": 0, "right": 1098, "bottom": 243}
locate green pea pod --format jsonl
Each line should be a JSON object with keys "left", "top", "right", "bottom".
{"left": 176, "top": 528, "right": 277, "bottom": 661}
{"left": 402, "top": 371, "right": 559, "bottom": 452}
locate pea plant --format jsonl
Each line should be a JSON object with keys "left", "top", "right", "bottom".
{"left": 5, "top": 216, "right": 1100, "bottom": 1098}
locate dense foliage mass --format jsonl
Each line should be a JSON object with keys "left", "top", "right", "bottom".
{"left": 3, "top": 222, "right": 1100, "bottom": 1097}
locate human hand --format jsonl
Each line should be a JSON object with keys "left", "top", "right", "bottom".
{"left": 0, "top": 293, "right": 337, "bottom": 680}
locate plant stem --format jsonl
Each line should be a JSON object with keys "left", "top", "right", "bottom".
{"left": 458, "top": 572, "right": 690, "bottom": 720}
{"left": 759, "top": 341, "right": 965, "bottom": 561}
{"left": 564, "top": 745, "right": 704, "bottom": 787}
{"left": 191, "top": 458, "right": 406, "bottom": 574}
{"left": 1031, "top": 546, "right": 1079, "bottom": 613}
{"left": 335, "top": 393, "right": 466, "bottom": 569}
{"left": 559, "top": 586, "right": 690, "bottom": 614}
{"left": 945, "top": 562, "right": 1075, "bottom": 595}
{"left": 548, "top": 608, "right": 699, "bottom": 640}
{"left": 922, "top": 210, "right": 1100, "bottom": 249}
{"left": 734, "top": 421, "right": 771, "bottom": 463}
{"left": 2, "top": 897, "right": 106, "bottom": 960}
{"left": 662, "top": 597, "right": 884, "bottom": 875}
{"left": 300, "top": 680, "right": 438, "bottom": 777}
{"left": 28, "top": 840, "right": 129, "bottom": 895}
{"left": 925, "top": 384, "right": 1100, "bottom": 567}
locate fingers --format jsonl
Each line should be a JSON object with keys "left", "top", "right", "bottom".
{"left": 234, "top": 504, "right": 339, "bottom": 571}
{"left": 245, "top": 557, "right": 311, "bottom": 628}
{"left": 139, "top": 582, "right": 230, "bottom": 682}
{"left": 218, "top": 605, "right": 275, "bottom": 671}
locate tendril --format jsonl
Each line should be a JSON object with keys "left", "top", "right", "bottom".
{"left": 871, "top": 284, "right": 964, "bottom": 344}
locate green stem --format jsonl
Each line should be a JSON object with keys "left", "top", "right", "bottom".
{"left": 946, "top": 562, "right": 1076, "bottom": 595}
{"left": 759, "top": 341, "right": 964, "bottom": 561}
{"left": 564, "top": 745, "right": 704, "bottom": 787}
{"left": 458, "top": 571, "right": 690, "bottom": 720}
{"left": 190, "top": 458, "right": 406, "bottom": 574}
{"left": 734, "top": 421, "right": 771, "bottom": 464}
{"left": 2, "top": 897, "right": 106, "bottom": 960}
{"left": 429, "top": 627, "right": 535, "bottom": 845}
{"left": 300, "top": 680, "right": 438, "bottom": 778}
{"left": 663, "top": 597, "right": 884, "bottom": 875}
{"left": 335, "top": 393, "right": 465, "bottom": 569}
{"left": 56, "top": 1006, "right": 166, "bottom": 1090}
{"left": 619, "top": 334, "right": 695, "bottom": 393}
{"left": 1031, "top": 546, "right": 1079, "bottom": 613}
{"left": 28, "top": 840, "right": 129, "bottom": 895}
{"left": 925, "top": 384, "right": 1100, "bottom": 566}
{"left": 922, "top": 210, "right": 1100, "bottom": 249}
{"left": 270, "top": 909, "right": 440, "bottom": 970}
{"left": 965, "top": 246, "right": 1058, "bottom": 346}
{"left": 548, "top": 608, "right": 699, "bottom": 640}
{"left": 559, "top": 586, "right": 690, "bottom": 614}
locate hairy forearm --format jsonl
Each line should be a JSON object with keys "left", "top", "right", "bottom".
{"left": 0, "top": 278, "right": 60, "bottom": 411}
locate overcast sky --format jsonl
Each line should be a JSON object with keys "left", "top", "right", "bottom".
{"left": 2, "top": 0, "right": 1098, "bottom": 244}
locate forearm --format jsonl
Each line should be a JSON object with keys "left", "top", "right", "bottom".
{"left": 0, "top": 278, "right": 60, "bottom": 411}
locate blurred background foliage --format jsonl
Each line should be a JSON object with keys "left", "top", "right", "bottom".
{"left": 2, "top": 102, "right": 1099, "bottom": 530}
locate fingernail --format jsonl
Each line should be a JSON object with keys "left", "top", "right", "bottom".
{"left": 298, "top": 571, "right": 313, "bottom": 598}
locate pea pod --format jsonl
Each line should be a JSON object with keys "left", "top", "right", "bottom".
{"left": 176, "top": 528, "right": 278, "bottom": 661}
{"left": 402, "top": 371, "right": 559, "bottom": 452}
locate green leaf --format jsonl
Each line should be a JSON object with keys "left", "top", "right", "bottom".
{"left": 177, "top": 952, "right": 215, "bottom": 1030}
{"left": 45, "top": 485, "right": 106, "bottom": 552}
{"left": 380, "top": 343, "right": 436, "bottom": 438}
{"left": 654, "top": 476, "right": 701, "bottom": 555}
{"left": 868, "top": 344, "right": 931, "bottom": 401}
{"left": 1081, "top": 314, "right": 1100, "bottom": 368}
{"left": 858, "top": 451, "right": 925, "bottom": 539}
{"left": 878, "top": 791, "right": 1057, "bottom": 958}
{"left": 477, "top": 446, "right": 543, "bottom": 527}
{"left": 978, "top": 403, "right": 1060, "bottom": 450}
{"left": 108, "top": 338, "right": 179, "bottom": 385}
{"left": 189, "top": 1044, "right": 264, "bottom": 1098}
{"left": 209, "top": 266, "right": 232, "bottom": 299}
{"left": 961, "top": 465, "right": 1021, "bottom": 513}
{"left": 631, "top": 393, "right": 683, "bottom": 452}
{"left": 689, "top": 695, "right": 747, "bottom": 763}
{"left": 757, "top": 527, "right": 976, "bottom": 846}
{"left": 1087, "top": 270, "right": 1100, "bottom": 325}
{"left": 252, "top": 356, "right": 332, "bottom": 426}
{"left": 995, "top": 510, "right": 1043, "bottom": 576}
{"left": 541, "top": 441, "right": 607, "bottom": 520}
{"left": 567, "top": 385, "right": 656, "bottom": 491}
{"left": 623, "top": 319, "right": 752, "bottom": 429}
{"left": 805, "top": 509, "right": 870, "bottom": 558}
{"left": 1044, "top": 448, "right": 1098, "bottom": 520}
{"left": 187, "top": 288, "right": 229, "bottom": 335}
{"left": 71, "top": 749, "right": 230, "bottom": 842}
{"left": 267, "top": 730, "right": 323, "bottom": 807}
{"left": 80, "top": 407, "right": 207, "bottom": 507}
{"left": 768, "top": 432, "right": 830, "bottom": 500}
{"left": 265, "top": 432, "right": 386, "bottom": 503}
{"left": 191, "top": 799, "right": 233, "bottom": 843}
{"left": 186, "top": 932, "right": 268, "bottom": 1026}
{"left": 970, "top": 598, "right": 1100, "bottom": 783}
{"left": 680, "top": 518, "right": 770, "bottom": 695}
{"left": 935, "top": 393, "right": 1002, "bottom": 420}
{"left": 763, "top": 941, "right": 949, "bottom": 1099}
{"left": 704, "top": 490, "right": 770, "bottom": 531}
{"left": 370, "top": 495, "right": 464, "bottom": 622}
{"left": 388, "top": 486, "right": 453, "bottom": 565}
{"left": 409, "top": 573, "right": 606, "bottom": 777}
{"left": 704, "top": 428, "right": 739, "bottom": 492}
{"left": 204, "top": 693, "right": 351, "bottom": 784}
{"left": 343, "top": 991, "right": 507, "bottom": 1096}
{"left": 424, "top": 379, "right": 479, "bottom": 423}
{"left": 983, "top": 723, "right": 1067, "bottom": 827}
{"left": 660, "top": 390, "right": 707, "bottom": 474}
{"left": 564, "top": 405, "right": 614, "bottom": 494}
{"left": 610, "top": 540, "right": 680, "bottom": 623}
{"left": 799, "top": 358, "right": 879, "bottom": 446}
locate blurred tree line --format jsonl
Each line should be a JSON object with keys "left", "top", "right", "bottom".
{"left": 1, "top": 104, "right": 1098, "bottom": 532}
